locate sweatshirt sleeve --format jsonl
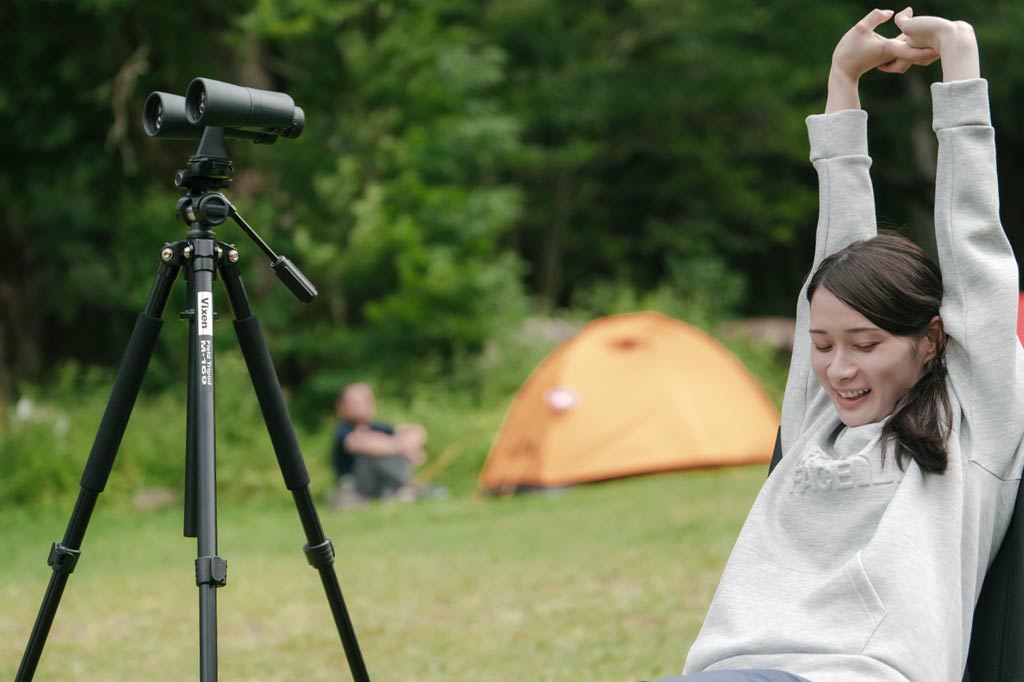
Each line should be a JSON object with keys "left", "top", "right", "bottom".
{"left": 780, "top": 110, "right": 878, "bottom": 453}
{"left": 932, "top": 78, "right": 1023, "bottom": 477}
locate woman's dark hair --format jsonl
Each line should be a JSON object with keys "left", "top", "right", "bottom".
{"left": 806, "top": 232, "right": 951, "bottom": 474}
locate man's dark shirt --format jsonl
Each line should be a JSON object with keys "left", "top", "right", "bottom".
{"left": 331, "top": 421, "right": 395, "bottom": 477}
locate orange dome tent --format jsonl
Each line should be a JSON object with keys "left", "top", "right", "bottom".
{"left": 480, "top": 311, "right": 780, "bottom": 492}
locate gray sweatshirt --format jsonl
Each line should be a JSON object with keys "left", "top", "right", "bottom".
{"left": 682, "top": 79, "right": 1024, "bottom": 682}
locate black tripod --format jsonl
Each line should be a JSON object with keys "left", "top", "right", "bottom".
{"left": 15, "top": 128, "right": 372, "bottom": 682}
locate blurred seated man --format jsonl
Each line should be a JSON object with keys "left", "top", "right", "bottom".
{"left": 329, "top": 382, "right": 428, "bottom": 508}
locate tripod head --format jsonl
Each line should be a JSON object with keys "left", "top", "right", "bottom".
{"left": 175, "top": 126, "right": 235, "bottom": 194}
{"left": 144, "top": 78, "right": 317, "bottom": 303}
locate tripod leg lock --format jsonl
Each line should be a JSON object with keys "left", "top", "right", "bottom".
{"left": 303, "top": 540, "right": 335, "bottom": 569}
{"left": 47, "top": 542, "right": 82, "bottom": 575}
{"left": 195, "top": 555, "right": 228, "bottom": 587}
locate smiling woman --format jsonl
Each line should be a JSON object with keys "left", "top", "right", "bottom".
{"left": 664, "top": 7, "right": 1024, "bottom": 682}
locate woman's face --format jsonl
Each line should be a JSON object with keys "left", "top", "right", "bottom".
{"left": 809, "top": 288, "right": 937, "bottom": 427}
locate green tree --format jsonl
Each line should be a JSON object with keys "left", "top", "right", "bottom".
{"left": 0, "top": 0, "right": 253, "bottom": 404}
{"left": 241, "top": 0, "right": 530, "bottom": 397}
{"left": 5, "top": 0, "right": 1024, "bottom": 408}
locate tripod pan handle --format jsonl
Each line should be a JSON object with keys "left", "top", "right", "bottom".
{"left": 271, "top": 256, "right": 317, "bottom": 303}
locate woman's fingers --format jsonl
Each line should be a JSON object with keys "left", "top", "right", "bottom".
{"left": 859, "top": 7, "right": 896, "bottom": 32}
{"left": 893, "top": 6, "right": 914, "bottom": 26}
{"left": 877, "top": 33, "right": 937, "bottom": 73}
{"left": 890, "top": 35, "right": 939, "bottom": 64}
{"left": 894, "top": 9, "right": 961, "bottom": 51}
{"left": 893, "top": 6, "right": 925, "bottom": 38}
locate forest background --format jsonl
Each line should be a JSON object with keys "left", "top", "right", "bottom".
{"left": 3, "top": 0, "right": 1024, "bottom": 507}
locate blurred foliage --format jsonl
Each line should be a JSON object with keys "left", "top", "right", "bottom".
{"left": 2, "top": 1, "right": 1023, "bottom": 505}
{"left": 0, "top": 319, "right": 786, "bottom": 507}
{"left": 0, "top": 353, "right": 319, "bottom": 508}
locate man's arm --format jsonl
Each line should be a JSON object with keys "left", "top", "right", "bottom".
{"left": 344, "top": 424, "right": 427, "bottom": 464}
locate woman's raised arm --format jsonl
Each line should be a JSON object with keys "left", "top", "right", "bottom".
{"left": 780, "top": 10, "right": 935, "bottom": 451}
{"left": 898, "top": 12, "right": 1024, "bottom": 477}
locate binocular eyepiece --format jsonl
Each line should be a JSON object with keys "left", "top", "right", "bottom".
{"left": 144, "top": 78, "right": 304, "bottom": 144}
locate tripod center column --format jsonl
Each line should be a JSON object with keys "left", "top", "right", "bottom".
{"left": 189, "top": 235, "right": 225, "bottom": 682}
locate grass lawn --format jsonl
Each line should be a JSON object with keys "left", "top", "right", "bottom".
{"left": 0, "top": 466, "right": 765, "bottom": 682}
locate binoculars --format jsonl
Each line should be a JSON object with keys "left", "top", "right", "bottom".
{"left": 144, "top": 78, "right": 304, "bottom": 144}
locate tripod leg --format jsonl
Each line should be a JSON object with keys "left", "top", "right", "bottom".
{"left": 184, "top": 265, "right": 199, "bottom": 538}
{"left": 220, "top": 256, "right": 372, "bottom": 682}
{"left": 16, "top": 251, "right": 181, "bottom": 682}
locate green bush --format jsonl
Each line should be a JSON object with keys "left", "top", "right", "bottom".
{"left": 0, "top": 354, "right": 328, "bottom": 510}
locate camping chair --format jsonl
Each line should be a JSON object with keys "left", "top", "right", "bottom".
{"left": 768, "top": 428, "right": 1024, "bottom": 682}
